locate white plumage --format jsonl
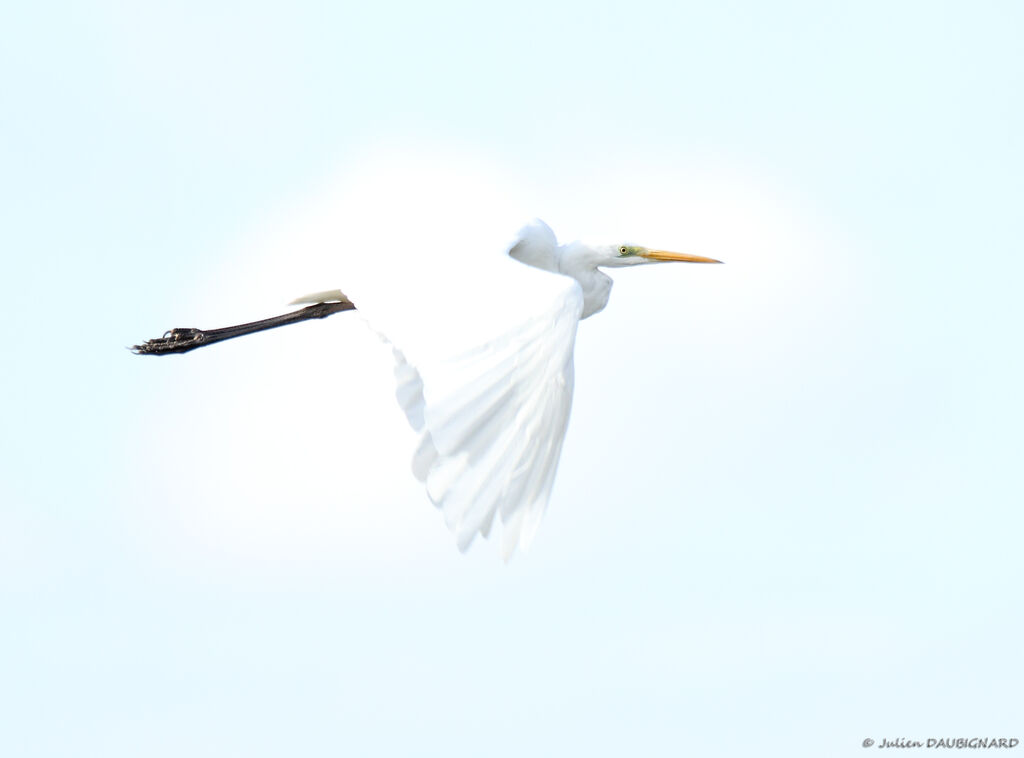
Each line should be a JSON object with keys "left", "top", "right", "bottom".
{"left": 142, "top": 154, "right": 721, "bottom": 559}
{"left": 297, "top": 216, "right": 719, "bottom": 559}
{"left": 390, "top": 221, "right": 584, "bottom": 558}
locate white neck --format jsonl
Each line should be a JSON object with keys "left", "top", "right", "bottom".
{"left": 557, "top": 242, "right": 613, "bottom": 319}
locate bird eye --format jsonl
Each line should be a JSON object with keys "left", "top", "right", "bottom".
{"left": 619, "top": 246, "right": 628, "bottom": 255}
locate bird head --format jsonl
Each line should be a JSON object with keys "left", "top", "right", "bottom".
{"left": 600, "top": 244, "right": 722, "bottom": 268}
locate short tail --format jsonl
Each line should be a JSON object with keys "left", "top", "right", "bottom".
{"left": 289, "top": 289, "right": 352, "bottom": 306}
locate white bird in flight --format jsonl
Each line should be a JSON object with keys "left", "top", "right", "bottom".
{"left": 135, "top": 217, "right": 721, "bottom": 559}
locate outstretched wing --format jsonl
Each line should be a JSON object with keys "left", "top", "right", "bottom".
{"left": 281, "top": 153, "right": 583, "bottom": 557}
{"left": 391, "top": 274, "right": 583, "bottom": 559}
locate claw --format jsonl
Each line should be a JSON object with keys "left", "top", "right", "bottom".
{"left": 132, "top": 328, "right": 206, "bottom": 355}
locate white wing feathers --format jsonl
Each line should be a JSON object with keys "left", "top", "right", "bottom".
{"left": 391, "top": 277, "right": 583, "bottom": 559}
{"left": 294, "top": 209, "right": 583, "bottom": 558}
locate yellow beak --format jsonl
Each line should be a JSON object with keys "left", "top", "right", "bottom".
{"left": 640, "top": 249, "right": 723, "bottom": 264}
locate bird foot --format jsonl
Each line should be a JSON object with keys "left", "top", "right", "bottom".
{"left": 131, "top": 328, "right": 207, "bottom": 355}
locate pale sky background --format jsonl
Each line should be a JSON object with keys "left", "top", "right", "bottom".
{"left": 2, "top": 1, "right": 1022, "bottom": 756}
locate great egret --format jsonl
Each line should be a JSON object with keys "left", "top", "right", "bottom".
{"left": 134, "top": 219, "right": 721, "bottom": 558}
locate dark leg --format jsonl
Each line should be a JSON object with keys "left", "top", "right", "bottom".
{"left": 131, "top": 300, "right": 357, "bottom": 355}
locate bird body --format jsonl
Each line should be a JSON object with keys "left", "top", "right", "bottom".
{"left": 327, "top": 219, "right": 720, "bottom": 558}
{"left": 136, "top": 197, "right": 720, "bottom": 559}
